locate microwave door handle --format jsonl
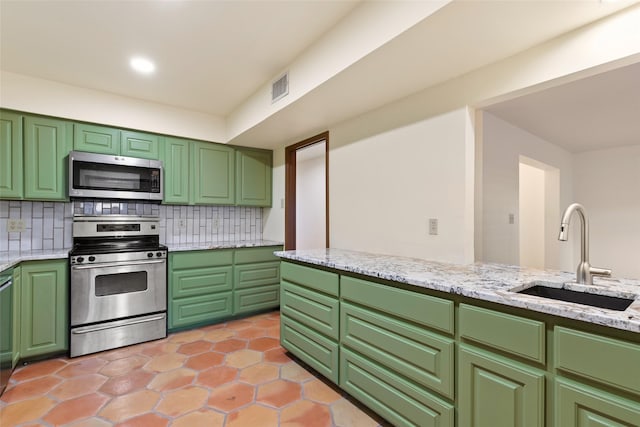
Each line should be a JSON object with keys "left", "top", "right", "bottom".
{"left": 71, "top": 259, "right": 165, "bottom": 270}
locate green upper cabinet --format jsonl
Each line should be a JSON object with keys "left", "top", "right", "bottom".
{"left": 161, "top": 136, "right": 191, "bottom": 204}
{"left": 235, "top": 147, "right": 272, "bottom": 207}
{"left": 74, "top": 123, "right": 160, "bottom": 159}
{"left": 121, "top": 130, "right": 160, "bottom": 160}
{"left": 20, "top": 260, "right": 68, "bottom": 359}
{"left": 73, "top": 123, "right": 120, "bottom": 155}
{"left": 192, "top": 141, "right": 235, "bottom": 205}
{"left": 23, "top": 116, "right": 72, "bottom": 201}
{"left": 0, "top": 111, "right": 23, "bottom": 199}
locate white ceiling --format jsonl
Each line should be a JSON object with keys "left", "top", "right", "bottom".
{"left": 0, "top": 0, "right": 360, "bottom": 116}
{"left": 484, "top": 61, "right": 640, "bottom": 153}
{"left": 0, "top": 0, "right": 637, "bottom": 147}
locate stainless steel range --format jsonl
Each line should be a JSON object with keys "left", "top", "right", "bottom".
{"left": 69, "top": 215, "right": 167, "bottom": 357}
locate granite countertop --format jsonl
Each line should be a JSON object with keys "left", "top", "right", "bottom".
{"left": 166, "top": 240, "right": 283, "bottom": 252}
{"left": 275, "top": 248, "right": 640, "bottom": 333}
{"left": 0, "top": 248, "right": 71, "bottom": 272}
{"left": 0, "top": 240, "right": 284, "bottom": 272}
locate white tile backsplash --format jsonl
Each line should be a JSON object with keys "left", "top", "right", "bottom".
{"left": 1, "top": 200, "right": 264, "bottom": 252}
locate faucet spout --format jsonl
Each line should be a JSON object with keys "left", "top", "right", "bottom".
{"left": 558, "top": 203, "right": 611, "bottom": 285}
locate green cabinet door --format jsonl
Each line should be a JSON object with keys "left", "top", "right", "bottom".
{"left": 192, "top": 142, "right": 235, "bottom": 205}
{"left": 73, "top": 123, "right": 120, "bottom": 155}
{"left": 162, "top": 136, "right": 191, "bottom": 204}
{"left": 555, "top": 378, "right": 640, "bottom": 426}
{"left": 23, "top": 116, "right": 71, "bottom": 201}
{"left": 235, "top": 147, "right": 272, "bottom": 207}
{"left": 459, "top": 344, "right": 545, "bottom": 427}
{"left": 121, "top": 130, "right": 160, "bottom": 160}
{"left": 20, "top": 260, "right": 68, "bottom": 358}
{"left": 12, "top": 267, "right": 21, "bottom": 368}
{"left": 0, "top": 111, "right": 23, "bottom": 199}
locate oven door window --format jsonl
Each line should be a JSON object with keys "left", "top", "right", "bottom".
{"left": 73, "top": 161, "right": 160, "bottom": 193}
{"left": 95, "top": 271, "right": 148, "bottom": 296}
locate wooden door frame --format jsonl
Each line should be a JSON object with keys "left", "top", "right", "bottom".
{"left": 285, "top": 131, "right": 329, "bottom": 250}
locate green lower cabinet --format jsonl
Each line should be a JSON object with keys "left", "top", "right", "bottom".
{"left": 340, "top": 348, "right": 454, "bottom": 427}
{"left": 281, "top": 316, "right": 339, "bottom": 383}
{"left": 20, "top": 260, "right": 68, "bottom": 358}
{"left": 458, "top": 344, "right": 545, "bottom": 427}
{"left": 12, "top": 267, "right": 21, "bottom": 368}
{"left": 170, "top": 292, "right": 233, "bottom": 329}
{"left": 340, "top": 301, "right": 454, "bottom": 399}
{"left": 168, "top": 250, "right": 233, "bottom": 330}
{"left": 555, "top": 378, "right": 640, "bottom": 426}
{"left": 233, "top": 248, "right": 281, "bottom": 315}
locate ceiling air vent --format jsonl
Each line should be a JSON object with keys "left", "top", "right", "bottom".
{"left": 271, "top": 72, "right": 289, "bottom": 103}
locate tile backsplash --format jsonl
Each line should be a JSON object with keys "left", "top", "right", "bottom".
{"left": 0, "top": 200, "right": 264, "bottom": 252}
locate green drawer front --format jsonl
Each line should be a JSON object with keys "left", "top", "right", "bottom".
{"left": 341, "top": 302, "right": 454, "bottom": 399}
{"left": 459, "top": 304, "right": 545, "bottom": 364}
{"left": 458, "top": 345, "right": 545, "bottom": 427}
{"left": 281, "top": 281, "right": 339, "bottom": 339}
{"left": 555, "top": 378, "right": 640, "bottom": 426}
{"left": 234, "top": 284, "right": 280, "bottom": 315}
{"left": 169, "top": 291, "right": 232, "bottom": 329}
{"left": 281, "top": 262, "right": 339, "bottom": 297}
{"left": 340, "top": 348, "right": 454, "bottom": 427}
{"left": 171, "top": 266, "right": 233, "bottom": 298}
{"left": 281, "top": 316, "right": 339, "bottom": 384}
{"left": 170, "top": 250, "right": 233, "bottom": 269}
{"left": 234, "top": 262, "right": 280, "bottom": 289}
{"left": 235, "top": 246, "right": 281, "bottom": 264}
{"left": 341, "top": 276, "right": 453, "bottom": 335}
{"left": 555, "top": 327, "right": 640, "bottom": 396}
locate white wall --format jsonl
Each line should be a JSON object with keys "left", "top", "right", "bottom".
{"left": 329, "top": 108, "right": 475, "bottom": 264}
{"left": 296, "top": 143, "right": 326, "bottom": 249}
{"left": 0, "top": 71, "right": 226, "bottom": 143}
{"left": 573, "top": 145, "right": 640, "bottom": 279}
{"left": 481, "top": 113, "right": 573, "bottom": 270}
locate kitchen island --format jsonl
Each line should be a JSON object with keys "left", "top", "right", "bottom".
{"left": 275, "top": 248, "right": 640, "bottom": 427}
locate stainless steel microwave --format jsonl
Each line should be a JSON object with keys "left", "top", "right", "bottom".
{"left": 69, "top": 151, "right": 163, "bottom": 200}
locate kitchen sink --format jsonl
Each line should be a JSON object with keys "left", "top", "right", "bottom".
{"left": 513, "top": 282, "right": 635, "bottom": 311}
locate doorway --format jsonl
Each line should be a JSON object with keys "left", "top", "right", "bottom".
{"left": 284, "top": 132, "right": 329, "bottom": 250}
{"left": 518, "top": 156, "right": 560, "bottom": 270}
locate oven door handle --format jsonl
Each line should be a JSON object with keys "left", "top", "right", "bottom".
{"left": 71, "top": 259, "right": 166, "bottom": 270}
{"left": 71, "top": 314, "right": 166, "bottom": 334}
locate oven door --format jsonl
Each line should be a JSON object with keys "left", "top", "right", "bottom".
{"left": 70, "top": 258, "right": 166, "bottom": 326}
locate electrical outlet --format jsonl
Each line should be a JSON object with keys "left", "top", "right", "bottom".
{"left": 213, "top": 218, "right": 220, "bottom": 229}
{"left": 178, "top": 219, "right": 186, "bottom": 229}
{"left": 428, "top": 218, "right": 438, "bottom": 235}
{"left": 7, "top": 219, "right": 26, "bottom": 232}
{"left": 508, "top": 213, "right": 515, "bottom": 224}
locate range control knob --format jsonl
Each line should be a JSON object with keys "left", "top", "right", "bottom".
{"left": 76, "top": 257, "right": 84, "bottom": 263}
{"left": 156, "top": 252, "right": 163, "bottom": 258}
{"left": 147, "top": 252, "right": 154, "bottom": 258}
{"left": 88, "top": 256, "right": 96, "bottom": 262}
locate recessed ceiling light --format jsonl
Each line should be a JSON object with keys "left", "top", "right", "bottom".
{"left": 130, "top": 57, "right": 155, "bottom": 74}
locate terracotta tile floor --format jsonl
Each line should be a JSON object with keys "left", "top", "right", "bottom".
{"left": 0, "top": 311, "right": 388, "bottom": 427}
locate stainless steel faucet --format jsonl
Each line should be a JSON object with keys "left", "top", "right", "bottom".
{"left": 558, "top": 203, "right": 611, "bottom": 285}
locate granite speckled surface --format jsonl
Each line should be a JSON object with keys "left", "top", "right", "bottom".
{"left": 275, "top": 248, "right": 640, "bottom": 333}
{"left": 167, "top": 240, "right": 283, "bottom": 252}
{"left": 0, "top": 249, "right": 71, "bottom": 272}
{"left": 0, "top": 240, "right": 284, "bottom": 272}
